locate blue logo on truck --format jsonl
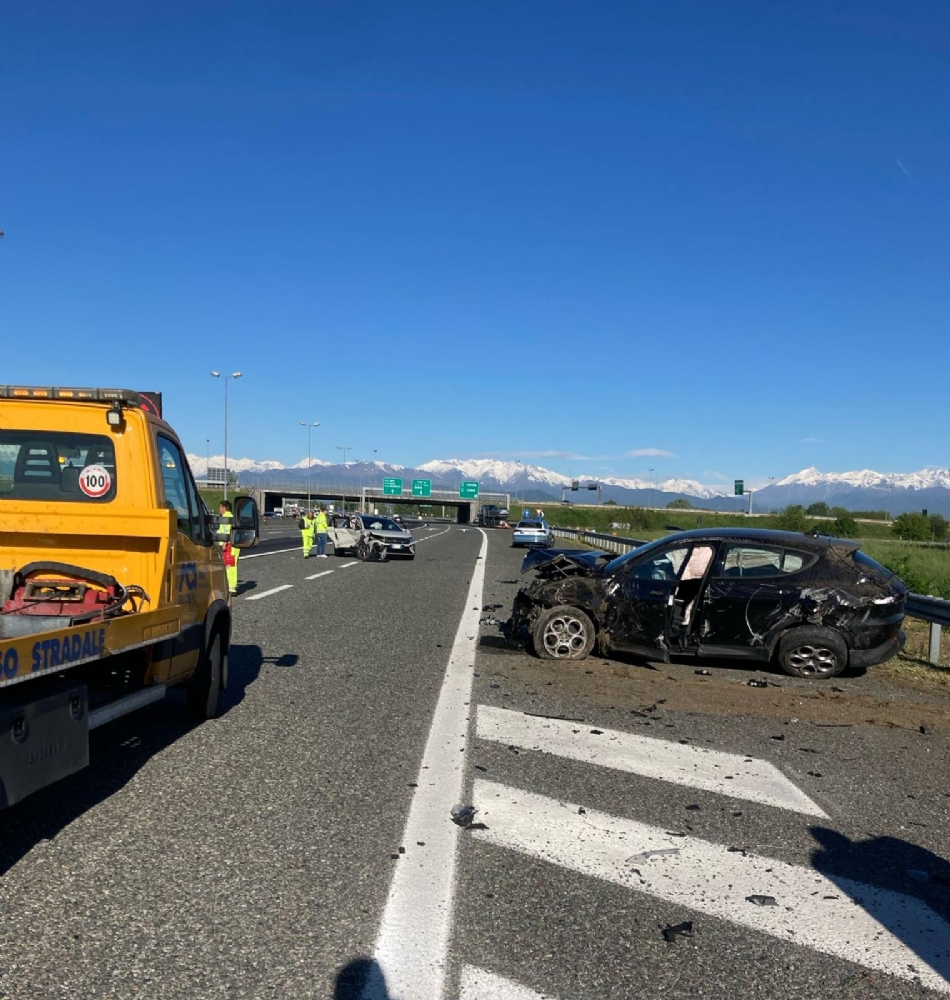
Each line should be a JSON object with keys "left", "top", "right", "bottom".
{"left": 30, "top": 627, "right": 107, "bottom": 672}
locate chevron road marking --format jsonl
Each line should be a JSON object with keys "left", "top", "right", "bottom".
{"left": 476, "top": 705, "right": 827, "bottom": 817}
{"left": 459, "top": 965, "right": 556, "bottom": 1000}
{"left": 472, "top": 780, "right": 950, "bottom": 994}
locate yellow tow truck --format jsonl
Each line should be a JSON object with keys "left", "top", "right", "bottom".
{"left": 0, "top": 386, "right": 259, "bottom": 806}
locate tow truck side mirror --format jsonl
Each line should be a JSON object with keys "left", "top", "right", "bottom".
{"left": 231, "top": 495, "right": 260, "bottom": 549}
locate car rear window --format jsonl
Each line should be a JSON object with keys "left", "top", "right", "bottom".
{"left": 718, "top": 545, "right": 815, "bottom": 578}
{"left": 517, "top": 521, "right": 542, "bottom": 529}
{"left": 0, "top": 430, "right": 117, "bottom": 503}
{"left": 853, "top": 549, "right": 893, "bottom": 579}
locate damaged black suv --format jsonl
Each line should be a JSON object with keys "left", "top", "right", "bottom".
{"left": 509, "top": 528, "right": 907, "bottom": 678}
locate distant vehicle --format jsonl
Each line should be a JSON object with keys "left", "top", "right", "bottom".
{"left": 512, "top": 519, "right": 555, "bottom": 547}
{"left": 328, "top": 513, "right": 416, "bottom": 560}
{"left": 273, "top": 507, "right": 284, "bottom": 517}
{"left": 479, "top": 504, "right": 511, "bottom": 528}
{"left": 508, "top": 528, "right": 907, "bottom": 678}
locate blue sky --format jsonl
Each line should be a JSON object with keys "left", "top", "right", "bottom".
{"left": 4, "top": 1, "right": 948, "bottom": 487}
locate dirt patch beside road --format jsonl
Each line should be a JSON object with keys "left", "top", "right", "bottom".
{"left": 477, "top": 638, "right": 950, "bottom": 733}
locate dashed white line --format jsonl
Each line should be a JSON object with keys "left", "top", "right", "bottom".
{"left": 472, "top": 780, "right": 950, "bottom": 994}
{"left": 244, "top": 584, "right": 294, "bottom": 601}
{"left": 305, "top": 570, "right": 334, "bottom": 580}
{"left": 339, "top": 561, "right": 359, "bottom": 569}
{"left": 361, "top": 528, "right": 488, "bottom": 1000}
{"left": 241, "top": 546, "right": 300, "bottom": 560}
{"left": 476, "top": 705, "right": 827, "bottom": 817}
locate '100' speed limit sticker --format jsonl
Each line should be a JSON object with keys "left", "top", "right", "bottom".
{"left": 78, "top": 464, "right": 112, "bottom": 498}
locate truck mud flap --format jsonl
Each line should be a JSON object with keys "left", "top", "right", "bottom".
{"left": 0, "top": 681, "right": 89, "bottom": 807}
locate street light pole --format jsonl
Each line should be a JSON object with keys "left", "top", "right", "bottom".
{"left": 337, "top": 446, "right": 352, "bottom": 512}
{"left": 648, "top": 467, "right": 655, "bottom": 511}
{"left": 206, "top": 438, "right": 210, "bottom": 483}
{"left": 210, "top": 371, "right": 242, "bottom": 500}
{"left": 300, "top": 421, "right": 321, "bottom": 511}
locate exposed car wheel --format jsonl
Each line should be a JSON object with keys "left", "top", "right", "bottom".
{"left": 187, "top": 628, "right": 223, "bottom": 721}
{"left": 777, "top": 627, "right": 848, "bottom": 679}
{"left": 532, "top": 605, "right": 596, "bottom": 661}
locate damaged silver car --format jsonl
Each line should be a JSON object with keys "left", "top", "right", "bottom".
{"left": 328, "top": 514, "right": 416, "bottom": 561}
{"left": 508, "top": 528, "right": 907, "bottom": 678}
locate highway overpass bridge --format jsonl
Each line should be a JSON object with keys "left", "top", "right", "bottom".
{"left": 252, "top": 482, "right": 511, "bottom": 524}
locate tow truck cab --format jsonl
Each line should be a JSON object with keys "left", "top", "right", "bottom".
{"left": 0, "top": 386, "right": 259, "bottom": 806}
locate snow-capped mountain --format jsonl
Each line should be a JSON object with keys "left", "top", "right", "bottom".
{"left": 757, "top": 467, "right": 950, "bottom": 514}
{"left": 773, "top": 467, "right": 950, "bottom": 492}
{"left": 187, "top": 454, "right": 286, "bottom": 476}
{"left": 418, "top": 459, "right": 571, "bottom": 487}
{"left": 415, "top": 460, "right": 720, "bottom": 500}
{"left": 185, "top": 453, "right": 950, "bottom": 515}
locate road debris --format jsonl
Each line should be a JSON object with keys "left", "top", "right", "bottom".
{"left": 747, "top": 678, "right": 769, "bottom": 689}
{"left": 525, "top": 711, "right": 585, "bottom": 723}
{"left": 695, "top": 669, "right": 711, "bottom": 676}
{"left": 627, "top": 847, "right": 681, "bottom": 862}
{"left": 451, "top": 804, "right": 477, "bottom": 828}
{"left": 479, "top": 617, "right": 505, "bottom": 625}
{"left": 746, "top": 894, "right": 778, "bottom": 907}
{"left": 662, "top": 920, "right": 693, "bottom": 943}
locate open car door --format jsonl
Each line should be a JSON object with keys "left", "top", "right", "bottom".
{"left": 607, "top": 543, "right": 716, "bottom": 661}
{"left": 328, "top": 515, "right": 361, "bottom": 554}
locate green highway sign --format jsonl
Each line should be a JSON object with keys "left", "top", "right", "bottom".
{"left": 734, "top": 479, "right": 744, "bottom": 496}
{"left": 459, "top": 481, "right": 479, "bottom": 499}
{"left": 411, "top": 479, "right": 432, "bottom": 498}
{"left": 383, "top": 477, "right": 404, "bottom": 496}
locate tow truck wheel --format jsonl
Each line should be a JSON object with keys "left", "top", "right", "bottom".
{"left": 777, "top": 626, "right": 848, "bottom": 679}
{"left": 187, "top": 628, "right": 223, "bottom": 721}
{"left": 531, "top": 605, "right": 596, "bottom": 661}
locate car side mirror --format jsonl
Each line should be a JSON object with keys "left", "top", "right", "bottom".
{"left": 231, "top": 495, "right": 259, "bottom": 549}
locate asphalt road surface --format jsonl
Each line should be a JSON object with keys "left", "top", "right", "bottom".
{"left": 0, "top": 525, "right": 948, "bottom": 999}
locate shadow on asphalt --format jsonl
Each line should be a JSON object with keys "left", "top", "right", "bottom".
{"left": 334, "top": 958, "right": 394, "bottom": 999}
{"left": 811, "top": 827, "right": 950, "bottom": 981}
{"left": 0, "top": 643, "right": 283, "bottom": 878}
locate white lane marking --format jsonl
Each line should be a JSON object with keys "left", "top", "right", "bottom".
{"left": 305, "top": 570, "right": 334, "bottom": 580}
{"left": 362, "top": 528, "right": 488, "bottom": 1000}
{"left": 477, "top": 705, "right": 827, "bottom": 818}
{"left": 244, "top": 584, "right": 294, "bottom": 601}
{"left": 472, "top": 780, "right": 950, "bottom": 994}
{"left": 339, "top": 561, "right": 359, "bottom": 569}
{"left": 460, "top": 965, "right": 554, "bottom": 1000}
{"left": 414, "top": 527, "right": 451, "bottom": 543}
{"left": 241, "top": 546, "right": 300, "bottom": 560}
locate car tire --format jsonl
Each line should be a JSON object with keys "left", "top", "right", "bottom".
{"left": 777, "top": 626, "right": 848, "bottom": 679}
{"left": 187, "top": 628, "right": 223, "bottom": 721}
{"left": 531, "top": 605, "right": 596, "bottom": 661}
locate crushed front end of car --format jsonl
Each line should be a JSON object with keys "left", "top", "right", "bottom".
{"left": 506, "top": 548, "right": 614, "bottom": 645}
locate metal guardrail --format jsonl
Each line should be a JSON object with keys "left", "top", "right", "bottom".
{"left": 552, "top": 526, "right": 647, "bottom": 555}
{"left": 553, "top": 526, "right": 950, "bottom": 665}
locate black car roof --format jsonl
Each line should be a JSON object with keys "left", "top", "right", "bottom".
{"left": 660, "top": 527, "right": 860, "bottom": 552}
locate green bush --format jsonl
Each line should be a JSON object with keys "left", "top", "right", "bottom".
{"left": 892, "top": 512, "right": 932, "bottom": 542}
{"left": 831, "top": 515, "right": 859, "bottom": 538}
{"left": 775, "top": 505, "right": 809, "bottom": 532}
{"left": 806, "top": 502, "right": 830, "bottom": 516}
